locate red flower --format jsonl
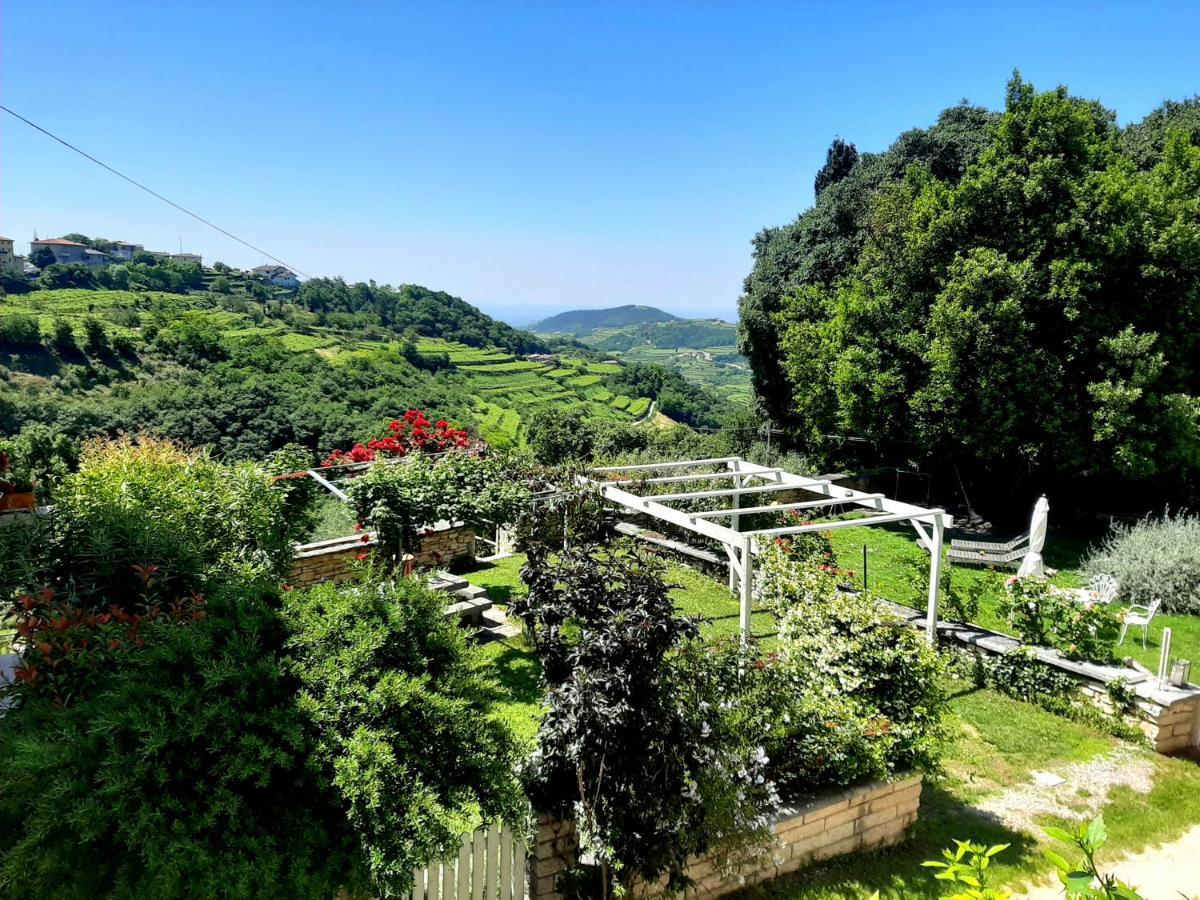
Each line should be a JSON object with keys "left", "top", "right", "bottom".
{"left": 359, "top": 533, "right": 371, "bottom": 543}
{"left": 355, "top": 551, "right": 369, "bottom": 561}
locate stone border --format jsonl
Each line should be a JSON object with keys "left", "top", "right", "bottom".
{"left": 528, "top": 775, "right": 922, "bottom": 900}
{"left": 879, "top": 598, "right": 1200, "bottom": 753}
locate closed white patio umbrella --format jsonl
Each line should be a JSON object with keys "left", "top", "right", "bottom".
{"left": 1017, "top": 495, "right": 1050, "bottom": 577}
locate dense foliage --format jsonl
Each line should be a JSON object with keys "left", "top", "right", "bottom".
{"left": 48, "top": 437, "right": 298, "bottom": 607}
{"left": 298, "top": 278, "right": 548, "bottom": 354}
{"left": 755, "top": 539, "right": 946, "bottom": 787}
{"left": 349, "top": 450, "right": 530, "bottom": 562}
{"left": 1083, "top": 510, "right": 1200, "bottom": 613}
{"left": 0, "top": 439, "right": 523, "bottom": 898}
{"left": 282, "top": 576, "right": 524, "bottom": 894}
{"left": 741, "top": 76, "right": 1200, "bottom": 512}
{"left": 516, "top": 542, "right": 776, "bottom": 896}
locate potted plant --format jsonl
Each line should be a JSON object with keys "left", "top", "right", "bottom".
{"left": 0, "top": 449, "right": 37, "bottom": 512}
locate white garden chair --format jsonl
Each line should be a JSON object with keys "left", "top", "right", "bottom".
{"left": 1118, "top": 598, "right": 1162, "bottom": 649}
{"left": 1086, "top": 574, "right": 1120, "bottom": 605}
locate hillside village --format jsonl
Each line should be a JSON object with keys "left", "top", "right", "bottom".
{"left": 1, "top": 233, "right": 299, "bottom": 287}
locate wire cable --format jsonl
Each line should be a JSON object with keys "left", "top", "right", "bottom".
{"left": 1, "top": 104, "right": 311, "bottom": 278}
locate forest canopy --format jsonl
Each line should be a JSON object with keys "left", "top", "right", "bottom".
{"left": 739, "top": 76, "right": 1200, "bottom": 510}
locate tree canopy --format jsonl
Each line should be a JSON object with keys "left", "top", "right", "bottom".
{"left": 740, "top": 75, "right": 1200, "bottom": 512}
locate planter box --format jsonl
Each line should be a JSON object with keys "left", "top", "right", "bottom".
{"left": 0, "top": 492, "right": 36, "bottom": 512}
{"left": 528, "top": 775, "right": 923, "bottom": 900}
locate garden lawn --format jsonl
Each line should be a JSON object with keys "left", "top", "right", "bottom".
{"left": 731, "top": 684, "right": 1200, "bottom": 899}
{"left": 827, "top": 524, "right": 1200, "bottom": 672}
{"left": 464, "top": 551, "right": 1200, "bottom": 898}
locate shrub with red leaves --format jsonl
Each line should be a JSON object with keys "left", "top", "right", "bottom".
{"left": 5, "top": 581, "right": 206, "bottom": 707}
{"left": 320, "top": 410, "right": 474, "bottom": 468}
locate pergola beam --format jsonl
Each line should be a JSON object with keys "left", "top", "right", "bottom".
{"left": 585, "top": 457, "right": 952, "bottom": 645}
{"left": 689, "top": 493, "right": 886, "bottom": 519}
{"left": 591, "top": 457, "right": 740, "bottom": 473}
{"left": 747, "top": 510, "right": 943, "bottom": 537}
{"left": 651, "top": 480, "right": 829, "bottom": 503}
{"left": 608, "top": 468, "right": 784, "bottom": 487}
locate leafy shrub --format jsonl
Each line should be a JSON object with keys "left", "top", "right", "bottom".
{"left": 82, "top": 317, "right": 110, "bottom": 356}
{"left": 350, "top": 451, "right": 529, "bottom": 563}
{"left": 0, "top": 314, "right": 41, "bottom": 348}
{"left": 0, "top": 579, "right": 357, "bottom": 899}
{"left": 1083, "top": 511, "right": 1200, "bottom": 613}
{"left": 984, "top": 649, "right": 1079, "bottom": 705}
{"left": 997, "top": 576, "right": 1118, "bottom": 663}
{"left": 516, "top": 542, "right": 776, "bottom": 896}
{"left": 282, "top": 574, "right": 524, "bottom": 895}
{"left": 0, "top": 423, "right": 79, "bottom": 501}
{"left": 754, "top": 539, "right": 946, "bottom": 784}
{"left": 50, "top": 318, "right": 78, "bottom": 353}
{"left": 776, "top": 588, "right": 946, "bottom": 780}
{"left": 49, "top": 437, "right": 295, "bottom": 606}
{"left": 4, "top": 584, "right": 206, "bottom": 707}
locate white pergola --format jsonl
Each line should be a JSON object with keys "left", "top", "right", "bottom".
{"left": 584, "top": 457, "right": 953, "bottom": 643}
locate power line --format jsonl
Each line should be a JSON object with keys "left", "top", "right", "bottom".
{"left": 1, "top": 105, "right": 312, "bottom": 279}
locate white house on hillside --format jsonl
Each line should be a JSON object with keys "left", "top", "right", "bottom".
{"left": 110, "top": 241, "right": 144, "bottom": 260}
{"left": 171, "top": 252, "right": 202, "bottom": 266}
{"left": 30, "top": 238, "right": 111, "bottom": 268}
{"left": 250, "top": 264, "right": 299, "bottom": 289}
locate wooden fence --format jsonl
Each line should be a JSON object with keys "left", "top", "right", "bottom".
{"left": 411, "top": 823, "right": 526, "bottom": 900}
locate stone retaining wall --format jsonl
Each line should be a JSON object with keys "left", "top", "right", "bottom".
{"left": 882, "top": 598, "right": 1200, "bottom": 755}
{"left": 289, "top": 522, "right": 475, "bottom": 587}
{"left": 528, "top": 776, "right": 922, "bottom": 900}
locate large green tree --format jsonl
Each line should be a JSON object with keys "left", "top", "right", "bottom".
{"left": 747, "top": 75, "right": 1200, "bottom": 513}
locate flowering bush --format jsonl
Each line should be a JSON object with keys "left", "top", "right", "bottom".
{"left": 998, "top": 575, "right": 1118, "bottom": 663}
{"left": 753, "top": 538, "right": 946, "bottom": 788}
{"left": 321, "top": 409, "right": 472, "bottom": 467}
{"left": 0, "top": 446, "right": 36, "bottom": 495}
{"left": 1083, "top": 511, "right": 1200, "bottom": 613}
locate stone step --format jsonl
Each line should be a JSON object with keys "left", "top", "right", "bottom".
{"left": 476, "top": 608, "right": 522, "bottom": 642}
{"left": 454, "top": 584, "right": 490, "bottom": 601}
{"left": 443, "top": 596, "right": 493, "bottom": 626}
{"left": 429, "top": 572, "right": 470, "bottom": 592}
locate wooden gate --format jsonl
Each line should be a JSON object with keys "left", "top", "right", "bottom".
{"left": 411, "top": 823, "right": 526, "bottom": 900}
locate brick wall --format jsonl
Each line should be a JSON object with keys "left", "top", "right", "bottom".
{"left": 289, "top": 523, "right": 475, "bottom": 588}
{"left": 528, "top": 775, "right": 922, "bottom": 900}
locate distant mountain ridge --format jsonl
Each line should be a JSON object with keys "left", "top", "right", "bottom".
{"left": 532, "top": 305, "right": 681, "bottom": 334}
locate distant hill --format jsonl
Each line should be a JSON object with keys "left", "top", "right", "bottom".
{"left": 532, "top": 305, "right": 681, "bottom": 334}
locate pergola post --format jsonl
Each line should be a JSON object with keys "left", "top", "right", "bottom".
{"left": 739, "top": 534, "right": 754, "bottom": 640}
{"left": 728, "top": 460, "right": 743, "bottom": 592}
{"left": 925, "top": 515, "right": 945, "bottom": 645}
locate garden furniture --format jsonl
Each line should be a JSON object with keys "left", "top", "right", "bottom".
{"left": 1118, "top": 598, "right": 1162, "bottom": 649}
{"left": 1061, "top": 574, "right": 1120, "bottom": 606}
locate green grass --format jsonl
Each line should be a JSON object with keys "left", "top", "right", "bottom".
{"left": 306, "top": 495, "right": 359, "bottom": 542}
{"left": 626, "top": 397, "right": 651, "bottom": 416}
{"left": 464, "top": 550, "right": 1200, "bottom": 897}
{"left": 828, "top": 524, "right": 1200, "bottom": 671}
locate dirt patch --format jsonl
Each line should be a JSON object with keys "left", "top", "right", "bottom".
{"left": 976, "top": 748, "right": 1154, "bottom": 835}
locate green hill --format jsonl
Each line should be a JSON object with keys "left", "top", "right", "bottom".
{"left": 0, "top": 281, "right": 709, "bottom": 459}
{"left": 535, "top": 314, "right": 750, "bottom": 407}
{"left": 531, "top": 305, "right": 680, "bottom": 334}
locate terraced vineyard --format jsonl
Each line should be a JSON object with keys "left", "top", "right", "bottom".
{"left": 414, "top": 339, "right": 653, "bottom": 446}
{"left": 534, "top": 310, "right": 752, "bottom": 406}
{"left": 0, "top": 288, "right": 656, "bottom": 454}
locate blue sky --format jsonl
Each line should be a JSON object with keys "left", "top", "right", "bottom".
{"left": 3, "top": 2, "right": 1198, "bottom": 323}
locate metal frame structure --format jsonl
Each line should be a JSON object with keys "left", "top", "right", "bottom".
{"left": 585, "top": 457, "right": 953, "bottom": 643}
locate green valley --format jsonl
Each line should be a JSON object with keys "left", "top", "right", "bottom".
{"left": 533, "top": 306, "right": 751, "bottom": 405}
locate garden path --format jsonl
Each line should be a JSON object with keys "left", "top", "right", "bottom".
{"left": 1020, "top": 823, "right": 1200, "bottom": 898}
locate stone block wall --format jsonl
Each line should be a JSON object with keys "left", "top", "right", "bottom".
{"left": 1080, "top": 682, "right": 1200, "bottom": 753}
{"left": 289, "top": 522, "right": 475, "bottom": 588}
{"left": 528, "top": 776, "right": 922, "bottom": 900}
